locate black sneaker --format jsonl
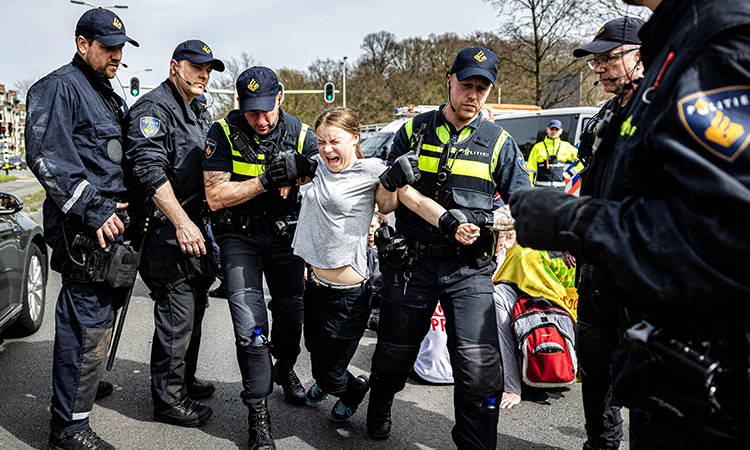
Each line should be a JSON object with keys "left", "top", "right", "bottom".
{"left": 330, "top": 375, "right": 369, "bottom": 422}
{"left": 273, "top": 362, "right": 306, "bottom": 406}
{"left": 95, "top": 381, "right": 113, "bottom": 400}
{"left": 48, "top": 429, "right": 114, "bottom": 450}
{"left": 187, "top": 378, "right": 215, "bottom": 400}
{"left": 154, "top": 398, "right": 213, "bottom": 427}
{"left": 305, "top": 383, "right": 329, "bottom": 403}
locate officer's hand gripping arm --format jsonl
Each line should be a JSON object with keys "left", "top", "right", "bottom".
{"left": 379, "top": 152, "right": 421, "bottom": 192}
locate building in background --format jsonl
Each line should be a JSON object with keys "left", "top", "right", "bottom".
{"left": 0, "top": 84, "right": 27, "bottom": 164}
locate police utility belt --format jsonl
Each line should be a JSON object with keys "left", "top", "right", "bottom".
{"left": 211, "top": 210, "right": 297, "bottom": 238}
{"left": 68, "top": 234, "right": 138, "bottom": 289}
{"left": 374, "top": 224, "right": 496, "bottom": 269}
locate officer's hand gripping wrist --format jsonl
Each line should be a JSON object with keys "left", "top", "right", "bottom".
{"left": 379, "top": 152, "right": 420, "bottom": 192}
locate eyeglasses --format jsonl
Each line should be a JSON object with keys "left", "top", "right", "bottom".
{"left": 587, "top": 48, "right": 639, "bottom": 70}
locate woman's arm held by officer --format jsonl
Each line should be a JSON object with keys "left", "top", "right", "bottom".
{"left": 375, "top": 184, "right": 399, "bottom": 214}
{"left": 396, "top": 186, "right": 479, "bottom": 245}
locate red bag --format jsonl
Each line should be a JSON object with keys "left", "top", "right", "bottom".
{"left": 511, "top": 293, "right": 577, "bottom": 387}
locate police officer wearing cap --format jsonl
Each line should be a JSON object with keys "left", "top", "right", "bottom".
{"left": 203, "top": 66, "right": 317, "bottom": 450}
{"left": 527, "top": 119, "right": 582, "bottom": 189}
{"left": 25, "top": 8, "right": 137, "bottom": 450}
{"left": 510, "top": 0, "right": 750, "bottom": 448}
{"left": 125, "top": 39, "right": 224, "bottom": 428}
{"left": 367, "top": 46, "right": 530, "bottom": 449}
{"left": 571, "top": 16, "right": 644, "bottom": 450}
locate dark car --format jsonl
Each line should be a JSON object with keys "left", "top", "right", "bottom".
{"left": 6, "top": 156, "right": 28, "bottom": 170}
{"left": 0, "top": 192, "right": 48, "bottom": 337}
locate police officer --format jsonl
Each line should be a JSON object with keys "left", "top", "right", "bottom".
{"left": 367, "top": 46, "right": 530, "bottom": 449}
{"left": 510, "top": 0, "right": 750, "bottom": 448}
{"left": 527, "top": 119, "right": 582, "bottom": 189}
{"left": 572, "top": 16, "right": 644, "bottom": 450}
{"left": 125, "top": 40, "right": 224, "bottom": 427}
{"left": 203, "top": 66, "right": 317, "bottom": 450}
{"left": 25, "top": 8, "right": 137, "bottom": 450}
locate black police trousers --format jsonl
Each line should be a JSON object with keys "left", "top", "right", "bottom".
{"left": 140, "top": 244, "right": 208, "bottom": 410}
{"left": 217, "top": 230, "right": 304, "bottom": 406}
{"left": 576, "top": 268, "right": 624, "bottom": 450}
{"left": 50, "top": 280, "right": 119, "bottom": 440}
{"left": 303, "top": 275, "right": 371, "bottom": 405}
{"left": 371, "top": 257, "right": 503, "bottom": 450}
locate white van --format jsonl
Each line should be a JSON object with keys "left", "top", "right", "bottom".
{"left": 493, "top": 107, "right": 599, "bottom": 158}
{"left": 361, "top": 106, "right": 599, "bottom": 160}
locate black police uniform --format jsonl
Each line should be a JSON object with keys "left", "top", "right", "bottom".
{"left": 561, "top": 0, "right": 750, "bottom": 447}
{"left": 203, "top": 107, "right": 317, "bottom": 406}
{"left": 125, "top": 79, "right": 214, "bottom": 412}
{"left": 573, "top": 96, "right": 627, "bottom": 450}
{"left": 25, "top": 53, "right": 129, "bottom": 440}
{"left": 370, "top": 107, "right": 530, "bottom": 449}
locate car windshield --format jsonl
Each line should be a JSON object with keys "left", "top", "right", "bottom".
{"left": 361, "top": 132, "right": 393, "bottom": 157}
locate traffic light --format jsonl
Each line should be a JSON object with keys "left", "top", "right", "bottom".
{"left": 0, "top": 126, "right": 6, "bottom": 137}
{"left": 129, "top": 77, "right": 140, "bottom": 97}
{"left": 324, "top": 82, "right": 335, "bottom": 103}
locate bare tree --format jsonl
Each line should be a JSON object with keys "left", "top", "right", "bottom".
{"left": 210, "top": 52, "right": 257, "bottom": 120}
{"left": 11, "top": 77, "right": 38, "bottom": 102}
{"left": 359, "top": 31, "right": 400, "bottom": 78}
{"left": 487, "top": 0, "right": 595, "bottom": 106}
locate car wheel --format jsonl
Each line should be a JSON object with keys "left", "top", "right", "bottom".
{"left": 11, "top": 243, "right": 47, "bottom": 336}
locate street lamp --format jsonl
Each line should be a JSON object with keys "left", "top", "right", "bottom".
{"left": 70, "top": 0, "right": 128, "bottom": 8}
{"left": 341, "top": 56, "right": 348, "bottom": 108}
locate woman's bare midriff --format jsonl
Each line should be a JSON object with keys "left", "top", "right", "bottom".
{"left": 311, "top": 265, "right": 365, "bottom": 285}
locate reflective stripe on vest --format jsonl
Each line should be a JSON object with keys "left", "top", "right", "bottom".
{"left": 405, "top": 117, "right": 508, "bottom": 181}
{"left": 218, "top": 119, "right": 307, "bottom": 177}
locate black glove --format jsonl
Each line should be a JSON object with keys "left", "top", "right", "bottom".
{"left": 257, "top": 169, "right": 280, "bottom": 191}
{"left": 438, "top": 209, "right": 491, "bottom": 241}
{"left": 379, "top": 152, "right": 420, "bottom": 192}
{"left": 509, "top": 187, "right": 590, "bottom": 251}
{"left": 266, "top": 151, "right": 317, "bottom": 187}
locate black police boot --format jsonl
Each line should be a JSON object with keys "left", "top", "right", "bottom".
{"left": 48, "top": 429, "right": 114, "bottom": 450}
{"left": 187, "top": 378, "right": 215, "bottom": 400}
{"left": 154, "top": 397, "right": 213, "bottom": 427}
{"left": 248, "top": 398, "right": 276, "bottom": 450}
{"left": 95, "top": 381, "right": 113, "bottom": 400}
{"left": 273, "top": 360, "right": 306, "bottom": 406}
{"left": 367, "top": 398, "right": 393, "bottom": 440}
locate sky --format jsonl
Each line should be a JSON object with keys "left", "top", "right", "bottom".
{"left": 1, "top": 0, "right": 505, "bottom": 98}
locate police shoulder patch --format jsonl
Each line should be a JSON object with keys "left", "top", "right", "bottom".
{"left": 140, "top": 117, "right": 161, "bottom": 138}
{"left": 205, "top": 138, "right": 217, "bottom": 159}
{"left": 677, "top": 86, "right": 750, "bottom": 162}
{"left": 517, "top": 153, "right": 530, "bottom": 174}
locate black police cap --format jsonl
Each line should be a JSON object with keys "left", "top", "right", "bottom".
{"left": 237, "top": 66, "right": 280, "bottom": 113}
{"left": 449, "top": 46, "right": 498, "bottom": 86}
{"left": 75, "top": 8, "right": 138, "bottom": 47}
{"left": 573, "top": 17, "right": 644, "bottom": 57}
{"left": 172, "top": 40, "right": 225, "bottom": 72}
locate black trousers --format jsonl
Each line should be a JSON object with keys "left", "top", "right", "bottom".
{"left": 304, "top": 278, "right": 371, "bottom": 405}
{"left": 217, "top": 230, "right": 304, "bottom": 405}
{"left": 140, "top": 244, "right": 208, "bottom": 410}
{"left": 50, "top": 280, "right": 118, "bottom": 439}
{"left": 371, "top": 257, "right": 503, "bottom": 450}
{"left": 576, "top": 266, "right": 624, "bottom": 450}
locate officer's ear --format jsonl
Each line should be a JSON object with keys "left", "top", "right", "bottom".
{"left": 170, "top": 59, "right": 178, "bottom": 75}
{"left": 276, "top": 91, "right": 283, "bottom": 105}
